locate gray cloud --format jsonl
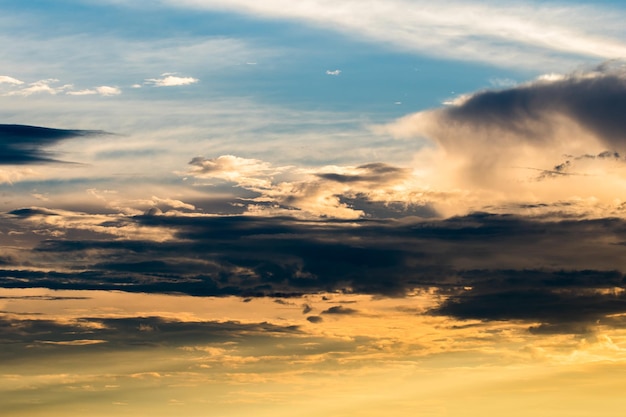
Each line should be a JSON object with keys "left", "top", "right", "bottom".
{"left": 316, "top": 163, "right": 409, "bottom": 184}
{"left": 0, "top": 124, "right": 109, "bottom": 164}
{"left": 321, "top": 306, "right": 359, "bottom": 315}
{"left": 2, "top": 211, "right": 626, "bottom": 332}
{"left": 443, "top": 68, "right": 626, "bottom": 150}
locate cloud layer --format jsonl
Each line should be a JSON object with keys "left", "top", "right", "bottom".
{"left": 2, "top": 208, "right": 626, "bottom": 332}
{"left": 153, "top": 0, "right": 626, "bottom": 70}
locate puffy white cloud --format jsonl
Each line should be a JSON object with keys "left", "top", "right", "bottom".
{"left": 326, "top": 69, "right": 341, "bottom": 76}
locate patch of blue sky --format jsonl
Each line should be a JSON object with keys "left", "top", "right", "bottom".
{"left": 2, "top": 0, "right": 624, "bottom": 120}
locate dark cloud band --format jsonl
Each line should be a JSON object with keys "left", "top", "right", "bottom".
{"left": 2, "top": 211, "right": 626, "bottom": 332}
{"left": 0, "top": 124, "right": 109, "bottom": 164}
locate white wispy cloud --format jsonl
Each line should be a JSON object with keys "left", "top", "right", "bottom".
{"left": 3, "top": 78, "right": 121, "bottom": 97}
{"left": 326, "top": 69, "right": 341, "bottom": 76}
{"left": 152, "top": 0, "right": 626, "bottom": 70}
{"left": 66, "top": 86, "right": 122, "bottom": 96}
{"left": 145, "top": 74, "right": 199, "bottom": 87}
{"left": 0, "top": 168, "right": 38, "bottom": 185}
{"left": 6, "top": 79, "right": 73, "bottom": 96}
{"left": 0, "top": 75, "right": 23, "bottom": 85}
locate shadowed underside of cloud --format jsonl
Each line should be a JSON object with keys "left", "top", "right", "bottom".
{"left": 2, "top": 211, "right": 626, "bottom": 332}
{"left": 445, "top": 70, "right": 626, "bottom": 150}
{"left": 0, "top": 314, "right": 306, "bottom": 360}
{"left": 0, "top": 124, "right": 109, "bottom": 164}
{"left": 184, "top": 155, "right": 434, "bottom": 219}
{"left": 385, "top": 66, "right": 626, "bottom": 192}
{"left": 322, "top": 305, "right": 359, "bottom": 315}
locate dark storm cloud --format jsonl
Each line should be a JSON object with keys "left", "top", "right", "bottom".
{"left": 3, "top": 212, "right": 626, "bottom": 332}
{"left": 339, "top": 195, "right": 438, "bottom": 219}
{"left": 0, "top": 313, "right": 372, "bottom": 364}
{"left": 9, "top": 207, "right": 60, "bottom": 217}
{"left": 435, "top": 285, "right": 626, "bottom": 331}
{"left": 0, "top": 295, "right": 90, "bottom": 301}
{"left": 443, "top": 68, "right": 626, "bottom": 149}
{"left": 0, "top": 124, "right": 109, "bottom": 164}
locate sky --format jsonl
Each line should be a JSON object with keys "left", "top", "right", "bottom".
{"left": 3, "top": 0, "right": 626, "bottom": 415}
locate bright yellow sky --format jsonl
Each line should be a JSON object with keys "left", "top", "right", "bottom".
{"left": 2, "top": 288, "right": 626, "bottom": 417}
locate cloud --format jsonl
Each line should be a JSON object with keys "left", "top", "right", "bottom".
{"left": 0, "top": 75, "right": 23, "bottom": 85}
{"left": 435, "top": 286, "right": 626, "bottom": 334}
{"left": 186, "top": 155, "right": 280, "bottom": 189}
{"left": 184, "top": 156, "right": 423, "bottom": 219}
{"left": 0, "top": 314, "right": 303, "bottom": 360}
{"left": 0, "top": 124, "right": 110, "bottom": 164}
{"left": 2, "top": 77, "right": 121, "bottom": 97}
{"left": 66, "top": 86, "right": 122, "bottom": 96}
{"left": 2, "top": 209, "right": 626, "bottom": 332}
{"left": 326, "top": 70, "right": 341, "bottom": 76}
{"left": 6, "top": 79, "right": 73, "bottom": 96}
{"left": 145, "top": 74, "right": 199, "bottom": 87}
{"left": 0, "top": 167, "right": 38, "bottom": 184}
{"left": 380, "top": 66, "right": 626, "bottom": 215}
{"left": 153, "top": 0, "right": 626, "bottom": 70}
{"left": 321, "top": 305, "right": 359, "bottom": 315}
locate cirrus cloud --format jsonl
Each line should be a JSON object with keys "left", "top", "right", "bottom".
{"left": 149, "top": 0, "right": 626, "bottom": 70}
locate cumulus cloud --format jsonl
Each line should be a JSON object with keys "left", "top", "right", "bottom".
{"left": 145, "top": 73, "right": 199, "bottom": 87}
{"left": 381, "top": 66, "right": 626, "bottom": 215}
{"left": 326, "top": 69, "right": 341, "bottom": 76}
{"left": 184, "top": 156, "right": 426, "bottom": 219}
{"left": 186, "top": 155, "right": 280, "bottom": 189}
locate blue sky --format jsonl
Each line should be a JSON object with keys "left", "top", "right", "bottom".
{"left": 5, "top": 0, "right": 625, "bottom": 118}
{"left": 4, "top": 1, "right": 626, "bottom": 416}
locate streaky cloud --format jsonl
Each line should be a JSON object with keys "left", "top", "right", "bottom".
{"left": 152, "top": 0, "right": 626, "bottom": 70}
{"left": 0, "top": 124, "right": 111, "bottom": 164}
{"left": 2, "top": 211, "right": 626, "bottom": 332}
